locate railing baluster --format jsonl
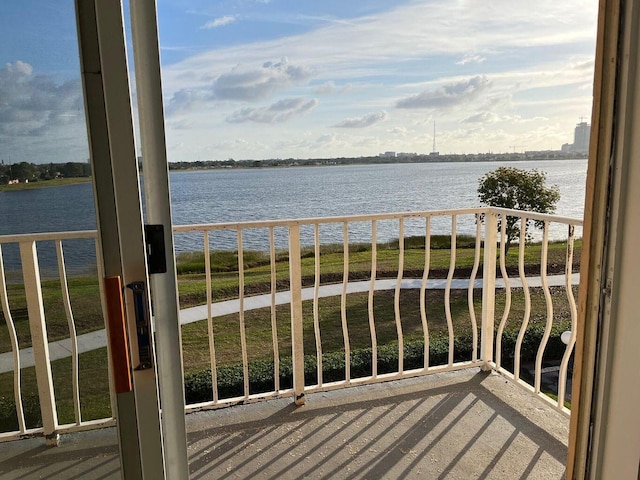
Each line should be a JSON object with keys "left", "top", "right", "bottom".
{"left": 535, "top": 222, "right": 554, "bottom": 393}
{"left": 495, "top": 216, "right": 511, "bottom": 370}
{"left": 237, "top": 230, "right": 249, "bottom": 399}
{"left": 19, "top": 241, "right": 59, "bottom": 445}
{"left": 444, "top": 215, "right": 457, "bottom": 366}
{"left": 341, "top": 222, "right": 351, "bottom": 383}
{"left": 313, "top": 224, "right": 323, "bottom": 387}
{"left": 0, "top": 245, "right": 26, "bottom": 433}
{"left": 558, "top": 225, "right": 578, "bottom": 409}
{"left": 288, "top": 225, "right": 305, "bottom": 405}
{"left": 55, "top": 241, "right": 81, "bottom": 425}
{"left": 420, "top": 217, "right": 431, "bottom": 370}
{"left": 395, "top": 218, "right": 405, "bottom": 373}
{"left": 514, "top": 218, "right": 531, "bottom": 382}
{"left": 481, "top": 212, "right": 497, "bottom": 369}
{"left": 0, "top": 210, "right": 585, "bottom": 429}
{"left": 369, "top": 221, "right": 378, "bottom": 378}
{"left": 269, "top": 227, "right": 280, "bottom": 393}
{"left": 204, "top": 231, "right": 218, "bottom": 403}
{"left": 468, "top": 216, "right": 482, "bottom": 362}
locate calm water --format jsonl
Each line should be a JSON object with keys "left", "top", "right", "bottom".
{"left": 0, "top": 160, "right": 587, "bottom": 274}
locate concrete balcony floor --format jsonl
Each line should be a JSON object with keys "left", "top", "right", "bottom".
{"left": 0, "top": 369, "right": 569, "bottom": 479}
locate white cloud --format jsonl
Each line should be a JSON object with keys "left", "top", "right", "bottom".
{"left": 166, "top": 88, "right": 207, "bottom": 114}
{"left": 313, "top": 81, "right": 353, "bottom": 95}
{"left": 211, "top": 58, "right": 315, "bottom": 101}
{"left": 226, "top": 97, "right": 318, "bottom": 123}
{"left": 333, "top": 110, "right": 388, "bottom": 128}
{"left": 201, "top": 16, "right": 236, "bottom": 29}
{"left": 0, "top": 61, "right": 83, "bottom": 137}
{"left": 388, "top": 126, "right": 409, "bottom": 136}
{"left": 0, "top": 61, "right": 88, "bottom": 162}
{"left": 163, "top": 0, "right": 596, "bottom": 95}
{"left": 396, "top": 76, "right": 491, "bottom": 109}
{"left": 456, "top": 53, "right": 486, "bottom": 65}
{"left": 5, "top": 60, "right": 33, "bottom": 76}
{"left": 462, "top": 111, "right": 501, "bottom": 124}
{"left": 314, "top": 81, "right": 338, "bottom": 94}
{"left": 157, "top": 1, "right": 596, "bottom": 159}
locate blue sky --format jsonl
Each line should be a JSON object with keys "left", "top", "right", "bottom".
{"left": 0, "top": 1, "right": 598, "bottom": 164}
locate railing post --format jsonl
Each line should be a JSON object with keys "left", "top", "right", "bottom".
{"left": 288, "top": 224, "right": 306, "bottom": 405}
{"left": 19, "top": 241, "right": 59, "bottom": 445}
{"left": 481, "top": 212, "right": 497, "bottom": 370}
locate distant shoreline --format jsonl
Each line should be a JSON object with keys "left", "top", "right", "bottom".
{"left": 168, "top": 153, "right": 588, "bottom": 172}
{"left": 0, "top": 177, "right": 91, "bottom": 192}
{"left": 0, "top": 156, "right": 589, "bottom": 190}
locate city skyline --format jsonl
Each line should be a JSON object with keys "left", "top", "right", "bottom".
{"left": 0, "top": 1, "right": 598, "bottom": 164}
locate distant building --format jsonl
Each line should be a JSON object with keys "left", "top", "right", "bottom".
{"left": 561, "top": 121, "right": 591, "bottom": 153}
{"left": 573, "top": 121, "right": 591, "bottom": 151}
{"left": 379, "top": 151, "right": 396, "bottom": 158}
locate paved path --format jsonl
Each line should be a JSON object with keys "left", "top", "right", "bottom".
{"left": 0, "top": 274, "right": 579, "bottom": 374}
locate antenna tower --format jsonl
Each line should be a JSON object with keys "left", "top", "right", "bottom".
{"left": 432, "top": 121, "right": 436, "bottom": 153}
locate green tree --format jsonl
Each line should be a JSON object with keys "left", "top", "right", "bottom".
{"left": 61, "top": 162, "right": 85, "bottom": 178}
{"left": 11, "top": 162, "right": 36, "bottom": 182}
{"left": 478, "top": 167, "right": 560, "bottom": 252}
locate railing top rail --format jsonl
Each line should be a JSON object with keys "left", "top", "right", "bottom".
{"left": 0, "top": 208, "right": 582, "bottom": 242}
{"left": 487, "top": 207, "right": 583, "bottom": 226}
{"left": 0, "top": 230, "right": 98, "bottom": 244}
{"left": 172, "top": 208, "right": 489, "bottom": 233}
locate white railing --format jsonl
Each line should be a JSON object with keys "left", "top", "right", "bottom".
{"left": 174, "top": 207, "right": 582, "bottom": 416}
{"left": 0, "top": 231, "right": 115, "bottom": 445}
{"left": 0, "top": 207, "right": 582, "bottom": 444}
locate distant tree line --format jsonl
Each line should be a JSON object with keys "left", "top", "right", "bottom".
{"left": 0, "top": 161, "right": 91, "bottom": 185}
{"left": 168, "top": 150, "right": 587, "bottom": 171}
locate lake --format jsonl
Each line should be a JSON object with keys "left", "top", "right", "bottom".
{"left": 0, "top": 160, "right": 587, "bottom": 275}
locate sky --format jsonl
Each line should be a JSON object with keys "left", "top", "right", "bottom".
{"left": 0, "top": 0, "right": 598, "bottom": 164}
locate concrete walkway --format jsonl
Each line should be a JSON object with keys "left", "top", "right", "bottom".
{"left": 0, "top": 274, "right": 578, "bottom": 374}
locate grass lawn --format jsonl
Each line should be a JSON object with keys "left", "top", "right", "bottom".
{"left": 1, "top": 237, "right": 580, "bottom": 355}
{"left": 179, "top": 285, "right": 576, "bottom": 375}
{"left": 0, "top": 236, "right": 580, "bottom": 431}
{"left": 0, "top": 177, "right": 91, "bottom": 192}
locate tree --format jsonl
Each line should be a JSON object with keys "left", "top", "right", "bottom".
{"left": 11, "top": 162, "right": 36, "bottom": 182}
{"left": 478, "top": 167, "right": 560, "bottom": 252}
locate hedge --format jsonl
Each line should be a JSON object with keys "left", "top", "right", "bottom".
{"left": 184, "top": 321, "right": 571, "bottom": 404}
{"left": 0, "top": 320, "right": 572, "bottom": 433}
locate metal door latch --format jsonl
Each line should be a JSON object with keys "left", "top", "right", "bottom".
{"left": 126, "top": 281, "right": 153, "bottom": 370}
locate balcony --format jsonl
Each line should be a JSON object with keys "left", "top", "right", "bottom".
{"left": 0, "top": 207, "right": 580, "bottom": 477}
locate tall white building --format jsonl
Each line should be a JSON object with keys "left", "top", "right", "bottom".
{"left": 573, "top": 121, "right": 591, "bottom": 151}
{"left": 561, "top": 121, "right": 591, "bottom": 153}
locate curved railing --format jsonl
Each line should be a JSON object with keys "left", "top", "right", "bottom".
{"left": 0, "top": 207, "right": 582, "bottom": 443}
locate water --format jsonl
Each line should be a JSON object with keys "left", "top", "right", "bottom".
{"left": 0, "top": 160, "right": 587, "bottom": 274}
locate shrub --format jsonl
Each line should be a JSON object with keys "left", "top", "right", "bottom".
{"left": 184, "top": 322, "right": 572, "bottom": 405}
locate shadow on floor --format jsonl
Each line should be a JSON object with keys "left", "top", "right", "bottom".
{"left": 0, "top": 369, "right": 568, "bottom": 479}
{"left": 186, "top": 370, "right": 568, "bottom": 479}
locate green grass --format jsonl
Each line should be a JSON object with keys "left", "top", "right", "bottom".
{"left": 0, "top": 275, "right": 103, "bottom": 356}
{"left": 0, "top": 177, "right": 91, "bottom": 192}
{"left": 179, "top": 285, "right": 576, "bottom": 374}
{"left": 0, "top": 347, "right": 112, "bottom": 431}
{"left": 0, "top": 235, "right": 580, "bottom": 432}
